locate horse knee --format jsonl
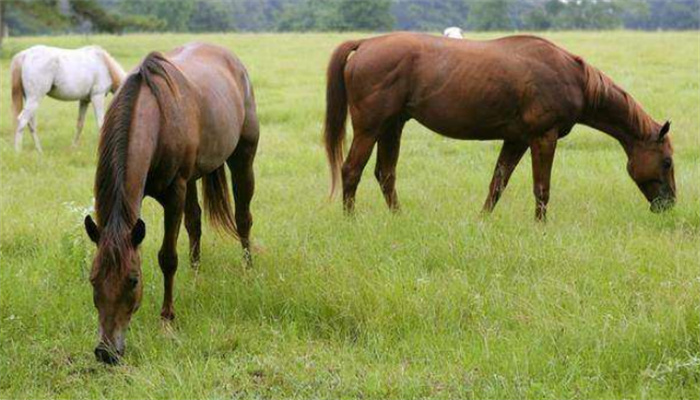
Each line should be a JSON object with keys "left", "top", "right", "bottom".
{"left": 158, "top": 250, "right": 178, "bottom": 274}
{"left": 342, "top": 164, "right": 362, "bottom": 189}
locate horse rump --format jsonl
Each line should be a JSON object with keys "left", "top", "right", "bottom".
{"left": 323, "top": 39, "right": 363, "bottom": 198}
{"left": 10, "top": 52, "right": 25, "bottom": 124}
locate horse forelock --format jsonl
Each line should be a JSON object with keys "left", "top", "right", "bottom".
{"left": 583, "top": 61, "right": 654, "bottom": 140}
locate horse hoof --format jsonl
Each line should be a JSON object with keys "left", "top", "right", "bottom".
{"left": 160, "top": 310, "right": 175, "bottom": 321}
{"left": 242, "top": 250, "right": 253, "bottom": 268}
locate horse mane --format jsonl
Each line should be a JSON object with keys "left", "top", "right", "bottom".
{"left": 94, "top": 51, "right": 187, "bottom": 274}
{"left": 579, "top": 58, "right": 655, "bottom": 139}
{"left": 98, "top": 49, "right": 127, "bottom": 92}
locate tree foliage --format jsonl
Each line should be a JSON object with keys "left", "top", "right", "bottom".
{"left": 3, "top": 0, "right": 159, "bottom": 36}
{"left": 3, "top": 0, "right": 699, "bottom": 36}
{"left": 468, "top": 0, "right": 514, "bottom": 30}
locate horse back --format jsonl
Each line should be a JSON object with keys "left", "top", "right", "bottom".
{"left": 346, "top": 33, "right": 587, "bottom": 140}
{"left": 19, "top": 45, "right": 113, "bottom": 101}
{"left": 166, "top": 43, "right": 253, "bottom": 176}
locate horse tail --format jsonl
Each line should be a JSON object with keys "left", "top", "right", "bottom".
{"left": 10, "top": 52, "right": 25, "bottom": 124}
{"left": 324, "top": 39, "right": 363, "bottom": 198}
{"left": 201, "top": 166, "right": 239, "bottom": 239}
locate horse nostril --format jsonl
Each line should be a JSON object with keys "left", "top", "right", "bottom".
{"left": 94, "top": 346, "right": 120, "bottom": 365}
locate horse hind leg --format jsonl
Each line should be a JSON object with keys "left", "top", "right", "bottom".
{"left": 14, "top": 99, "right": 39, "bottom": 153}
{"left": 184, "top": 180, "right": 202, "bottom": 268}
{"left": 374, "top": 119, "right": 405, "bottom": 211}
{"left": 226, "top": 124, "right": 259, "bottom": 265}
{"left": 28, "top": 113, "right": 43, "bottom": 154}
{"left": 482, "top": 140, "right": 529, "bottom": 213}
{"left": 341, "top": 125, "right": 382, "bottom": 214}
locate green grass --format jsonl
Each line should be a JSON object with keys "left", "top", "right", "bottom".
{"left": 1, "top": 31, "right": 699, "bottom": 399}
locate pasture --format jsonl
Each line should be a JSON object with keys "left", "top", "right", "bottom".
{"left": 1, "top": 32, "right": 699, "bottom": 399}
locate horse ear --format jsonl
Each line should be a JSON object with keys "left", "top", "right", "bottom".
{"left": 658, "top": 120, "right": 671, "bottom": 142}
{"left": 131, "top": 219, "right": 146, "bottom": 247}
{"left": 84, "top": 215, "right": 100, "bottom": 244}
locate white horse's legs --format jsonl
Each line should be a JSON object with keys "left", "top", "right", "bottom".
{"left": 28, "top": 114, "right": 42, "bottom": 154}
{"left": 91, "top": 94, "right": 105, "bottom": 130}
{"left": 14, "top": 100, "right": 39, "bottom": 153}
{"left": 72, "top": 100, "right": 90, "bottom": 148}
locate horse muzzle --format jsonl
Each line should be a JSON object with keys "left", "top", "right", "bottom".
{"left": 94, "top": 343, "right": 122, "bottom": 365}
{"left": 94, "top": 331, "right": 125, "bottom": 365}
{"left": 650, "top": 195, "right": 675, "bottom": 213}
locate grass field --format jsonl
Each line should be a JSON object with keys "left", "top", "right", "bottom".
{"left": 0, "top": 31, "right": 699, "bottom": 399}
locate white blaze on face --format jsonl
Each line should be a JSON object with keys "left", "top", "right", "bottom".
{"left": 443, "top": 27, "right": 464, "bottom": 39}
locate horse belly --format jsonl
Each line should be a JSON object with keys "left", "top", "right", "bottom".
{"left": 194, "top": 114, "right": 243, "bottom": 176}
{"left": 48, "top": 61, "right": 95, "bottom": 101}
{"left": 410, "top": 92, "right": 524, "bottom": 141}
{"left": 408, "top": 55, "right": 528, "bottom": 141}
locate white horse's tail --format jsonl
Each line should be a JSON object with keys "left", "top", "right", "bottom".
{"left": 99, "top": 49, "right": 126, "bottom": 93}
{"left": 10, "top": 52, "right": 25, "bottom": 124}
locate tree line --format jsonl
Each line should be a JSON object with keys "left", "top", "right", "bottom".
{"left": 3, "top": 0, "right": 699, "bottom": 37}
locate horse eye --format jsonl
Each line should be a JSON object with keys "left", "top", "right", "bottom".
{"left": 663, "top": 158, "right": 672, "bottom": 169}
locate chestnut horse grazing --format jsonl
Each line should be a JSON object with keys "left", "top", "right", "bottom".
{"left": 324, "top": 33, "right": 676, "bottom": 219}
{"left": 83, "top": 43, "right": 259, "bottom": 364}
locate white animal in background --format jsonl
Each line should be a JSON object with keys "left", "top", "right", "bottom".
{"left": 10, "top": 45, "right": 126, "bottom": 153}
{"left": 443, "top": 27, "right": 464, "bottom": 39}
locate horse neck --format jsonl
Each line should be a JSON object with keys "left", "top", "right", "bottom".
{"left": 95, "top": 77, "right": 157, "bottom": 235}
{"left": 580, "top": 71, "right": 655, "bottom": 154}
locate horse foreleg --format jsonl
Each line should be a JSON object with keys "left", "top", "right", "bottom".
{"left": 72, "top": 100, "right": 90, "bottom": 148}
{"left": 342, "top": 133, "right": 378, "bottom": 214}
{"left": 374, "top": 120, "right": 405, "bottom": 212}
{"left": 227, "top": 134, "right": 258, "bottom": 266}
{"left": 482, "top": 140, "right": 529, "bottom": 213}
{"left": 157, "top": 180, "right": 186, "bottom": 320}
{"left": 184, "top": 180, "right": 202, "bottom": 268}
{"left": 530, "top": 130, "right": 558, "bottom": 221}
{"left": 91, "top": 94, "right": 106, "bottom": 130}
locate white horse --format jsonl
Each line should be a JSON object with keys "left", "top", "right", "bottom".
{"left": 10, "top": 45, "right": 126, "bottom": 153}
{"left": 443, "top": 27, "right": 464, "bottom": 39}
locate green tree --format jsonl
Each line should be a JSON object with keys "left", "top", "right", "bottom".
{"left": 276, "top": 0, "right": 393, "bottom": 32}
{"left": 2, "top": 0, "right": 158, "bottom": 44}
{"left": 276, "top": 0, "right": 337, "bottom": 31}
{"left": 120, "top": 0, "right": 195, "bottom": 32}
{"left": 334, "top": 0, "right": 394, "bottom": 31}
{"left": 552, "top": 0, "right": 623, "bottom": 30}
{"left": 188, "top": 0, "right": 235, "bottom": 32}
{"left": 467, "top": 0, "right": 514, "bottom": 31}
{"left": 393, "top": 0, "right": 470, "bottom": 31}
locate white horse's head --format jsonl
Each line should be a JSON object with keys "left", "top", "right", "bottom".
{"left": 443, "top": 27, "right": 464, "bottom": 39}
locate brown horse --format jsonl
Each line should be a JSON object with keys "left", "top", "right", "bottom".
{"left": 83, "top": 43, "right": 259, "bottom": 364}
{"left": 324, "top": 33, "right": 676, "bottom": 219}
